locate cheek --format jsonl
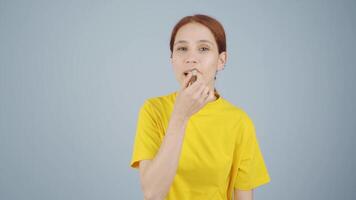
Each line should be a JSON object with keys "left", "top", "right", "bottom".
{"left": 172, "top": 56, "right": 179, "bottom": 64}
{"left": 172, "top": 57, "right": 184, "bottom": 71}
{"left": 171, "top": 61, "right": 182, "bottom": 78}
{"left": 172, "top": 54, "right": 183, "bottom": 64}
{"left": 205, "top": 54, "right": 218, "bottom": 62}
{"left": 201, "top": 56, "right": 218, "bottom": 69}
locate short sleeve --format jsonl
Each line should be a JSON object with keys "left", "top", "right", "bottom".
{"left": 130, "top": 100, "right": 162, "bottom": 169}
{"left": 234, "top": 112, "right": 271, "bottom": 190}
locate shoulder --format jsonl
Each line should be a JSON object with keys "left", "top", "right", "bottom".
{"left": 220, "top": 98, "right": 252, "bottom": 123}
{"left": 139, "top": 91, "right": 176, "bottom": 115}
{"left": 218, "top": 98, "right": 257, "bottom": 143}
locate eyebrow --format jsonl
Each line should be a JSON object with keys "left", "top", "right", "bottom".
{"left": 174, "top": 40, "right": 214, "bottom": 46}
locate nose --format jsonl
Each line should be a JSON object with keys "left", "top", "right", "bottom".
{"left": 184, "top": 58, "right": 198, "bottom": 75}
{"left": 185, "top": 51, "right": 198, "bottom": 65}
{"left": 185, "top": 59, "right": 197, "bottom": 64}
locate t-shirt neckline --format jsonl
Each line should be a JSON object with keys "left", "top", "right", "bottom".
{"left": 172, "top": 88, "right": 223, "bottom": 112}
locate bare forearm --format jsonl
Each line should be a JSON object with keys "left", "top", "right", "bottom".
{"left": 142, "top": 113, "right": 188, "bottom": 200}
{"left": 234, "top": 189, "right": 253, "bottom": 200}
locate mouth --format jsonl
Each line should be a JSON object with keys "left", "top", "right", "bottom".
{"left": 188, "top": 74, "right": 197, "bottom": 85}
{"left": 185, "top": 69, "right": 198, "bottom": 86}
{"left": 183, "top": 69, "right": 198, "bottom": 77}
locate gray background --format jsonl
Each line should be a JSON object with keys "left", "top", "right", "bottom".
{"left": 1, "top": 0, "right": 355, "bottom": 199}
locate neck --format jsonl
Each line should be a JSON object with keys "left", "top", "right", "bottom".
{"left": 208, "top": 80, "right": 219, "bottom": 100}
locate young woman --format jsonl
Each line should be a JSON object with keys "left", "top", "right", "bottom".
{"left": 130, "top": 14, "right": 271, "bottom": 200}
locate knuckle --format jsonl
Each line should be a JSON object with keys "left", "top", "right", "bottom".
{"left": 198, "top": 98, "right": 204, "bottom": 104}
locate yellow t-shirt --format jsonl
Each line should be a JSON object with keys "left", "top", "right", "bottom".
{"left": 130, "top": 91, "right": 271, "bottom": 199}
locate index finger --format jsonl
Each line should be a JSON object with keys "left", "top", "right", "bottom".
{"left": 191, "top": 70, "right": 206, "bottom": 86}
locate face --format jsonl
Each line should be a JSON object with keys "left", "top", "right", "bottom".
{"left": 170, "top": 22, "right": 227, "bottom": 89}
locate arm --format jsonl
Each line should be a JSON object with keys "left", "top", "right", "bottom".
{"left": 234, "top": 189, "right": 253, "bottom": 200}
{"left": 139, "top": 113, "right": 189, "bottom": 200}
{"left": 138, "top": 71, "right": 215, "bottom": 200}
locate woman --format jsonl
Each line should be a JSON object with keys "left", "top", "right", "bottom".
{"left": 130, "top": 14, "right": 271, "bottom": 200}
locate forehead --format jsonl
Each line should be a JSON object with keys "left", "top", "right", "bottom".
{"left": 174, "top": 22, "right": 216, "bottom": 45}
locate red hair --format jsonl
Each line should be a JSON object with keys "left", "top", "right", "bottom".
{"left": 169, "top": 14, "right": 227, "bottom": 56}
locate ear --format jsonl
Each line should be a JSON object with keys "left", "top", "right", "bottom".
{"left": 217, "top": 51, "right": 227, "bottom": 71}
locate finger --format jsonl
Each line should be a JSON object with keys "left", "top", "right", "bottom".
{"left": 189, "top": 80, "right": 204, "bottom": 94}
{"left": 190, "top": 70, "right": 201, "bottom": 85}
{"left": 201, "top": 86, "right": 210, "bottom": 99}
{"left": 193, "top": 84, "right": 207, "bottom": 99}
{"left": 204, "top": 88, "right": 216, "bottom": 103}
{"left": 181, "top": 73, "right": 193, "bottom": 90}
{"left": 187, "top": 73, "right": 197, "bottom": 88}
{"left": 184, "top": 69, "right": 197, "bottom": 87}
{"left": 184, "top": 68, "right": 202, "bottom": 88}
{"left": 186, "top": 71, "right": 202, "bottom": 91}
{"left": 198, "top": 70, "right": 210, "bottom": 85}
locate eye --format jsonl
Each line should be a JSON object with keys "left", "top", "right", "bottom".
{"left": 199, "top": 47, "right": 210, "bottom": 51}
{"left": 176, "top": 47, "right": 187, "bottom": 51}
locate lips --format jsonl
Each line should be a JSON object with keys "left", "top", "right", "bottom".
{"left": 186, "top": 70, "right": 198, "bottom": 86}
{"left": 183, "top": 69, "right": 198, "bottom": 76}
